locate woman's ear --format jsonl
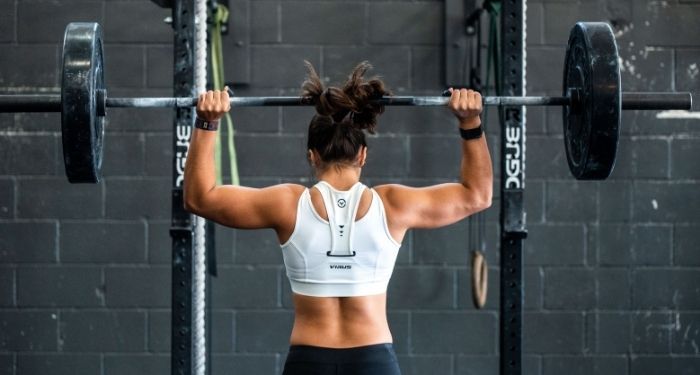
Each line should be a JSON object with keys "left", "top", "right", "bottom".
{"left": 359, "top": 146, "right": 368, "bottom": 167}
{"left": 308, "top": 149, "right": 316, "bottom": 167}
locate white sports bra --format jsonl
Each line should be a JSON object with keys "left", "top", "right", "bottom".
{"left": 280, "top": 181, "right": 401, "bottom": 297}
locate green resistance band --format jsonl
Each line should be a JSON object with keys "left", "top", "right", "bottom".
{"left": 483, "top": 0, "right": 502, "bottom": 127}
{"left": 210, "top": 4, "right": 240, "bottom": 186}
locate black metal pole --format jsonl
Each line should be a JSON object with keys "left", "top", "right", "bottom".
{"left": 500, "top": 1, "right": 527, "bottom": 375}
{"left": 170, "top": 0, "right": 196, "bottom": 374}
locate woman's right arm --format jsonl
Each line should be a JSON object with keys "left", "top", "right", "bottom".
{"left": 183, "top": 90, "right": 301, "bottom": 231}
{"left": 375, "top": 89, "right": 493, "bottom": 231}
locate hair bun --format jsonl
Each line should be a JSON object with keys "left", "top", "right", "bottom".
{"left": 301, "top": 60, "right": 390, "bottom": 134}
{"left": 342, "top": 61, "right": 391, "bottom": 134}
{"left": 301, "top": 61, "right": 354, "bottom": 118}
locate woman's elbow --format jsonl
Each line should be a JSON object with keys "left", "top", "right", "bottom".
{"left": 459, "top": 187, "right": 492, "bottom": 215}
{"left": 183, "top": 189, "right": 204, "bottom": 215}
{"left": 483, "top": 183, "right": 493, "bottom": 207}
{"left": 183, "top": 197, "right": 198, "bottom": 215}
{"left": 480, "top": 194, "right": 493, "bottom": 211}
{"left": 475, "top": 187, "right": 493, "bottom": 212}
{"left": 183, "top": 198, "right": 197, "bottom": 214}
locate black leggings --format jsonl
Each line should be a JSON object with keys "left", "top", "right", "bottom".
{"left": 282, "top": 343, "right": 401, "bottom": 375}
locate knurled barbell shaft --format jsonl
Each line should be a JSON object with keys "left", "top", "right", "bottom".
{"left": 105, "top": 95, "right": 572, "bottom": 108}
{"left": 0, "top": 91, "right": 691, "bottom": 112}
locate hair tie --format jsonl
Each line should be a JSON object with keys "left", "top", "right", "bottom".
{"left": 332, "top": 109, "right": 351, "bottom": 123}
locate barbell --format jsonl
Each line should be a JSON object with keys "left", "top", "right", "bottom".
{"left": 0, "top": 22, "right": 693, "bottom": 183}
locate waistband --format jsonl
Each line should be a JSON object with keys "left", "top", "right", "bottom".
{"left": 286, "top": 343, "right": 397, "bottom": 364}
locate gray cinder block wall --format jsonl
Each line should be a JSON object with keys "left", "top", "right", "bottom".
{"left": 1, "top": 1, "right": 699, "bottom": 374}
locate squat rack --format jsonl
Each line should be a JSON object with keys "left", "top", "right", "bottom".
{"left": 158, "top": 1, "right": 528, "bottom": 374}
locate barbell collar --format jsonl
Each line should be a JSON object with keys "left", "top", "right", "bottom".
{"left": 96, "top": 89, "right": 107, "bottom": 116}
{"left": 621, "top": 92, "right": 692, "bottom": 110}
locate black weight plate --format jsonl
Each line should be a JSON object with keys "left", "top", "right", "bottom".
{"left": 61, "top": 22, "right": 105, "bottom": 183}
{"left": 562, "top": 22, "right": 621, "bottom": 180}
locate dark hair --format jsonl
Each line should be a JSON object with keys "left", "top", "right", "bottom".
{"left": 301, "top": 61, "right": 390, "bottom": 167}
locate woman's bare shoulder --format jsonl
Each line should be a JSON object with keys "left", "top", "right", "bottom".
{"left": 270, "top": 183, "right": 308, "bottom": 206}
{"left": 276, "top": 183, "right": 307, "bottom": 195}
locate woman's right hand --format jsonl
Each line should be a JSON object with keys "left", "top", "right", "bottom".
{"left": 196, "top": 88, "right": 231, "bottom": 122}
{"left": 447, "top": 88, "right": 482, "bottom": 126}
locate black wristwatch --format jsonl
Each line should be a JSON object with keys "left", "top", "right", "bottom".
{"left": 459, "top": 126, "right": 483, "bottom": 140}
{"left": 195, "top": 117, "right": 219, "bottom": 131}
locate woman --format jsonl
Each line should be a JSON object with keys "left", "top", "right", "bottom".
{"left": 184, "top": 62, "right": 492, "bottom": 375}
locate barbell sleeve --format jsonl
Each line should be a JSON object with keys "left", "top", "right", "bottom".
{"left": 0, "top": 94, "right": 61, "bottom": 112}
{"left": 621, "top": 92, "right": 692, "bottom": 110}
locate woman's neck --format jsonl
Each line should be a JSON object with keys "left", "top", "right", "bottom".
{"left": 316, "top": 166, "right": 362, "bottom": 190}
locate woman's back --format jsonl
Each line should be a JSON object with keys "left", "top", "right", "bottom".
{"left": 281, "top": 181, "right": 401, "bottom": 347}
{"left": 291, "top": 293, "right": 392, "bottom": 347}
